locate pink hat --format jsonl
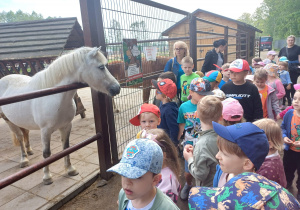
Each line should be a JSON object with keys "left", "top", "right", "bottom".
{"left": 228, "top": 59, "right": 250, "bottom": 72}
{"left": 294, "top": 84, "right": 300, "bottom": 91}
{"left": 222, "top": 98, "right": 244, "bottom": 121}
{"left": 267, "top": 51, "right": 277, "bottom": 56}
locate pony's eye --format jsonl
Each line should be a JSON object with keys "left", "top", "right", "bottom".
{"left": 98, "top": 65, "right": 105, "bottom": 70}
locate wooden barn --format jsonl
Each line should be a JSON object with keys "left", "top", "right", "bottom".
{"left": 162, "top": 9, "right": 262, "bottom": 70}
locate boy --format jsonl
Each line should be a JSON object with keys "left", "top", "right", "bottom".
{"left": 278, "top": 61, "right": 292, "bottom": 107}
{"left": 218, "top": 63, "right": 231, "bottom": 88}
{"left": 151, "top": 78, "right": 179, "bottom": 145}
{"left": 254, "top": 68, "right": 280, "bottom": 119}
{"left": 183, "top": 95, "right": 222, "bottom": 187}
{"left": 129, "top": 103, "right": 161, "bottom": 137}
{"left": 107, "top": 138, "right": 179, "bottom": 210}
{"left": 203, "top": 70, "right": 222, "bottom": 90}
{"left": 221, "top": 59, "right": 263, "bottom": 122}
{"left": 180, "top": 56, "right": 199, "bottom": 102}
{"left": 177, "top": 77, "right": 213, "bottom": 200}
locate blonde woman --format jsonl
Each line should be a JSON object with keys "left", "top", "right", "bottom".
{"left": 164, "top": 41, "right": 189, "bottom": 100}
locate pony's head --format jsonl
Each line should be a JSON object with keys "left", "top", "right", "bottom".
{"left": 80, "top": 47, "right": 120, "bottom": 96}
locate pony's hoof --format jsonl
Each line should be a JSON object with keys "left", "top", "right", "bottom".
{"left": 27, "top": 150, "right": 34, "bottom": 155}
{"left": 68, "top": 169, "right": 79, "bottom": 176}
{"left": 43, "top": 178, "right": 53, "bottom": 185}
{"left": 20, "top": 160, "right": 29, "bottom": 168}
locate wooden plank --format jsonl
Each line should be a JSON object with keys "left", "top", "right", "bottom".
{"left": 0, "top": 24, "right": 73, "bottom": 35}
{"left": 0, "top": 49, "right": 61, "bottom": 60}
{"left": 0, "top": 62, "right": 12, "bottom": 75}
{"left": 0, "top": 34, "right": 69, "bottom": 43}
{"left": 1, "top": 40, "right": 66, "bottom": 48}
{"left": 0, "top": 44, "right": 64, "bottom": 54}
{"left": 0, "top": 28, "right": 71, "bottom": 39}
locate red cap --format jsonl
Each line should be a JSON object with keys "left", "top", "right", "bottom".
{"left": 228, "top": 59, "right": 250, "bottom": 72}
{"left": 151, "top": 79, "right": 177, "bottom": 99}
{"left": 129, "top": 104, "right": 160, "bottom": 126}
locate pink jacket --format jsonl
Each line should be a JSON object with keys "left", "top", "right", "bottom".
{"left": 267, "top": 79, "right": 285, "bottom": 100}
{"left": 266, "top": 85, "right": 281, "bottom": 120}
{"left": 279, "top": 105, "right": 293, "bottom": 119}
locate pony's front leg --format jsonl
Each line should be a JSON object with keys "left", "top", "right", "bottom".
{"left": 59, "top": 123, "right": 78, "bottom": 176}
{"left": 41, "top": 129, "right": 53, "bottom": 185}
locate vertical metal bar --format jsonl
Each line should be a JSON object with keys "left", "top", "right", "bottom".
{"left": 189, "top": 15, "right": 197, "bottom": 70}
{"left": 79, "top": 0, "right": 114, "bottom": 180}
{"left": 224, "top": 26, "right": 228, "bottom": 63}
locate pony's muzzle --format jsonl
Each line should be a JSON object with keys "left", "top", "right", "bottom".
{"left": 109, "top": 84, "right": 121, "bottom": 96}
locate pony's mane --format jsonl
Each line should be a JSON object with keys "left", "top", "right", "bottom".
{"left": 30, "top": 47, "right": 92, "bottom": 89}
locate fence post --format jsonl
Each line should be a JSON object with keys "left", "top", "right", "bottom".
{"left": 224, "top": 26, "right": 228, "bottom": 63}
{"left": 189, "top": 15, "right": 197, "bottom": 71}
{"left": 79, "top": 0, "right": 117, "bottom": 180}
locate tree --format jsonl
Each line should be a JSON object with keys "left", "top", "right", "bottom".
{"left": 130, "top": 21, "right": 149, "bottom": 41}
{"left": 0, "top": 10, "right": 55, "bottom": 23}
{"left": 237, "top": 13, "right": 254, "bottom": 26}
{"left": 107, "top": 19, "right": 122, "bottom": 43}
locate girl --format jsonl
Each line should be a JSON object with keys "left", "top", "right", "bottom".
{"left": 253, "top": 119, "right": 286, "bottom": 188}
{"left": 281, "top": 89, "right": 300, "bottom": 200}
{"left": 264, "top": 63, "right": 285, "bottom": 103}
{"left": 141, "top": 129, "right": 181, "bottom": 204}
{"left": 278, "top": 61, "right": 292, "bottom": 107}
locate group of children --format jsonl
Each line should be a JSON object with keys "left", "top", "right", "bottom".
{"left": 107, "top": 54, "right": 300, "bottom": 209}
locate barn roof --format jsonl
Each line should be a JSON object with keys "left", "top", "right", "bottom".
{"left": 0, "top": 17, "right": 84, "bottom": 61}
{"left": 162, "top": 9, "right": 262, "bottom": 36}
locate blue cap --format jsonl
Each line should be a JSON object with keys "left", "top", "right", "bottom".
{"left": 107, "top": 139, "right": 163, "bottom": 179}
{"left": 279, "top": 56, "right": 289, "bottom": 62}
{"left": 212, "top": 122, "right": 269, "bottom": 170}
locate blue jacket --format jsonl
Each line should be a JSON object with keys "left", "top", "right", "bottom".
{"left": 164, "top": 57, "right": 184, "bottom": 89}
{"left": 158, "top": 102, "right": 179, "bottom": 145}
{"left": 281, "top": 109, "right": 294, "bottom": 150}
{"left": 213, "top": 164, "right": 223, "bottom": 187}
{"left": 278, "top": 70, "right": 292, "bottom": 85}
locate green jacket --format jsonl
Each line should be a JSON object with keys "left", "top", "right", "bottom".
{"left": 118, "top": 187, "right": 179, "bottom": 210}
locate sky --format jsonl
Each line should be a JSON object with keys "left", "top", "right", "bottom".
{"left": 1, "top": 0, "right": 263, "bottom": 25}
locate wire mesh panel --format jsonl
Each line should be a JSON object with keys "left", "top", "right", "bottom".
{"left": 99, "top": 0, "right": 188, "bottom": 157}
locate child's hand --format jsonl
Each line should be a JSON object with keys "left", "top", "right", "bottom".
{"left": 183, "top": 145, "right": 193, "bottom": 161}
{"left": 276, "top": 114, "right": 282, "bottom": 120}
{"left": 284, "top": 137, "right": 293, "bottom": 145}
{"left": 293, "top": 141, "right": 300, "bottom": 147}
{"left": 287, "top": 84, "right": 291, "bottom": 90}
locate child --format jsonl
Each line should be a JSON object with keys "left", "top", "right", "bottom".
{"left": 195, "top": 71, "right": 204, "bottom": 78}
{"left": 245, "top": 74, "right": 254, "bottom": 83}
{"left": 212, "top": 89, "right": 226, "bottom": 101}
{"left": 180, "top": 56, "right": 199, "bottom": 102}
{"left": 221, "top": 59, "right": 263, "bottom": 122}
{"left": 278, "top": 61, "right": 292, "bottom": 107}
{"left": 221, "top": 97, "right": 245, "bottom": 126}
{"left": 177, "top": 77, "right": 213, "bottom": 200}
{"left": 203, "top": 70, "right": 222, "bottom": 90}
{"left": 129, "top": 103, "right": 161, "bottom": 138}
{"left": 183, "top": 95, "right": 222, "bottom": 187}
{"left": 251, "top": 57, "right": 262, "bottom": 72}
{"left": 253, "top": 118, "right": 286, "bottom": 188}
{"left": 218, "top": 63, "right": 231, "bottom": 88}
{"left": 107, "top": 139, "right": 179, "bottom": 210}
{"left": 263, "top": 50, "right": 277, "bottom": 64}
{"left": 254, "top": 68, "right": 281, "bottom": 120}
{"left": 141, "top": 129, "right": 181, "bottom": 204}
{"left": 151, "top": 78, "right": 179, "bottom": 145}
{"left": 281, "top": 89, "right": 300, "bottom": 199}
{"left": 264, "top": 63, "right": 286, "bottom": 105}
{"left": 278, "top": 84, "right": 300, "bottom": 119}
{"left": 212, "top": 122, "right": 269, "bottom": 187}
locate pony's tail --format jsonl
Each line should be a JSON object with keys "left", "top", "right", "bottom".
{"left": 11, "top": 128, "right": 29, "bottom": 146}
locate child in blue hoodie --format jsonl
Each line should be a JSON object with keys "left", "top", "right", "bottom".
{"left": 152, "top": 78, "right": 179, "bottom": 146}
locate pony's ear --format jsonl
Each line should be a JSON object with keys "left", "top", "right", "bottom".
{"left": 88, "top": 47, "right": 99, "bottom": 58}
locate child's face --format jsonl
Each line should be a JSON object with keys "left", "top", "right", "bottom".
{"left": 121, "top": 172, "right": 160, "bottom": 201}
{"left": 230, "top": 71, "right": 247, "bottom": 84}
{"left": 278, "top": 64, "right": 285, "bottom": 71}
{"left": 254, "top": 78, "right": 266, "bottom": 90}
{"left": 216, "top": 149, "right": 247, "bottom": 176}
{"left": 140, "top": 112, "right": 161, "bottom": 130}
{"left": 221, "top": 69, "right": 230, "bottom": 79}
{"left": 182, "top": 62, "right": 194, "bottom": 76}
{"left": 267, "top": 54, "right": 276, "bottom": 61}
{"left": 155, "top": 89, "right": 164, "bottom": 101}
{"left": 292, "top": 92, "right": 300, "bottom": 111}
{"left": 210, "top": 81, "right": 218, "bottom": 90}
{"left": 190, "top": 90, "right": 204, "bottom": 104}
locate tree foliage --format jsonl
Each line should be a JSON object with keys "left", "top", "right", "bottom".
{"left": 237, "top": 0, "right": 300, "bottom": 39}
{"left": 130, "top": 21, "right": 149, "bottom": 40}
{"left": 0, "top": 10, "right": 55, "bottom": 23}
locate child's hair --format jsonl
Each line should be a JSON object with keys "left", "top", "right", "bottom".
{"left": 222, "top": 119, "right": 245, "bottom": 126}
{"left": 197, "top": 95, "right": 222, "bottom": 124}
{"left": 195, "top": 71, "right": 204, "bottom": 77}
{"left": 253, "top": 57, "right": 262, "bottom": 63}
{"left": 217, "top": 136, "right": 247, "bottom": 158}
{"left": 158, "top": 71, "right": 177, "bottom": 84}
{"left": 254, "top": 68, "right": 268, "bottom": 81}
{"left": 221, "top": 63, "right": 230, "bottom": 71}
{"left": 278, "top": 61, "right": 288, "bottom": 71}
{"left": 182, "top": 56, "right": 193, "bottom": 65}
{"left": 146, "top": 129, "right": 181, "bottom": 180}
{"left": 253, "top": 119, "right": 283, "bottom": 151}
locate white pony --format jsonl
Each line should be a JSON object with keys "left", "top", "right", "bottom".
{"left": 0, "top": 47, "right": 120, "bottom": 185}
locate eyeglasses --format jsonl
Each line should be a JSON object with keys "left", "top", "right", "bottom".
{"left": 175, "top": 48, "right": 185, "bottom": 51}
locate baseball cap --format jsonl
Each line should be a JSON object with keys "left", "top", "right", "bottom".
{"left": 107, "top": 138, "right": 163, "bottom": 179}
{"left": 228, "top": 59, "right": 250, "bottom": 72}
{"left": 245, "top": 74, "right": 254, "bottom": 82}
{"left": 279, "top": 56, "right": 289, "bottom": 62}
{"left": 151, "top": 78, "right": 177, "bottom": 99}
{"left": 267, "top": 50, "right": 277, "bottom": 55}
{"left": 222, "top": 98, "right": 243, "bottom": 121}
{"left": 129, "top": 104, "right": 160, "bottom": 126}
{"left": 189, "top": 172, "right": 300, "bottom": 210}
{"left": 294, "top": 84, "right": 300, "bottom": 91}
{"left": 189, "top": 78, "right": 214, "bottom": 96}
{"left": 264, "top": 63, "right": 279, "bottom": 77}
{"left": 212, "top": 89, "right": 226, "bottom": 99}
{"left": 212, "top": 121, "right": 269, "bottom": 170}
{"left": 203, "top": 70, "right": 222, "bottom": 83}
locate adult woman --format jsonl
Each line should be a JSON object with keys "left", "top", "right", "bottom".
{"left": 201, "top": 39, "right": 227, "bottom": 74}
{"left": 278, "top": 35, "right": 300, "bottom": 97}
{"left": 164, "top": 41, "right": 189, "bottom": 98}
